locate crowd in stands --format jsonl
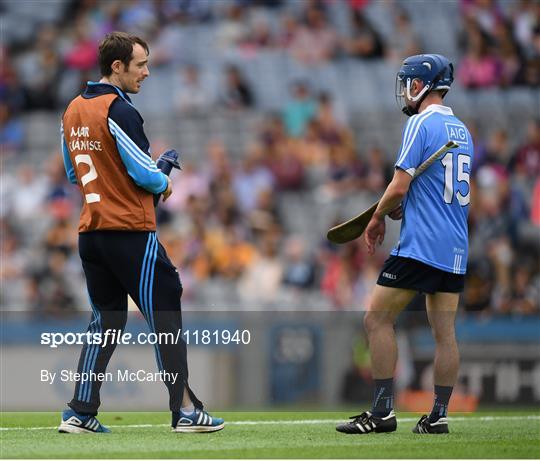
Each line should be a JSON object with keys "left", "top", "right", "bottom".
{"left": 1, "top": 105, "right": 538, "bottom": 314}
{"left": 3, "top": 0, "right": 539, "bottom": 114}
{"left": 1, "top": 0, "right": 539, "bottom": 315}
{"left": 458, "top": 0, "right": 539, "bottom": 88}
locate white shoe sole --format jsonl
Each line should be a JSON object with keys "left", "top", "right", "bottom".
{"left": 172, "top": 423, "right": 224, "bottom": 433}
{"left": 58, "top": 423, "right": 96, "bottom": 434}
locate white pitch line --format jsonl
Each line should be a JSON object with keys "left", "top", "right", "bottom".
{"left": 1, "top": 415, "right": 539, "bottom": 432}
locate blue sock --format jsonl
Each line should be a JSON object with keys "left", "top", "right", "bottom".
{"left": 429, "top": 385, "right": 453, "bottom": 422}
{"left": 371, "top": 378, "right": 394, "bottom": 417}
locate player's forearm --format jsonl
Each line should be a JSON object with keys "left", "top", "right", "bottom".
{"left": 373, "top": 183, "right": 406, "bottom": 220}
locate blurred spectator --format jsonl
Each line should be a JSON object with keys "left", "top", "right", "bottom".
{"left": 219, "top": 64, "right": 254, "bottom": 110}
{"left": 238, "top": 230, "right": 283, "bottom": 306}
{"left": 498, "top": 259, "right": 540, "bottom": 315}
{"left": 162, "top": 161, "right": 210, "bottom": 212}
{"left": 317, "top": 145, "right": 363, "bottom": 202}
{"left": 316, "top": 91, "right": 350, "bottom": 143}
{"left": 460, "top": 0, "right": 504, "bottom": 37}
{"left": 15, "top": 24, "right": 62, "bottom": 110}
{"left": 386, "top": 10, "right": 421, "bottom": 62}
{"left": 205, "top": 224, "right": 257, "bottom": 279}
{"left": 145, "top": 20, "right": 184, "bottom": 67}
{"left": 0, "top": 50, "right": 25, "bottom": 113}
{"left": 0, "top": 105, "right": 24, "bottom": 157}
{"left": 289, "top": 5, "right": 338, "bottom": 65}
{"left": 117, "top": 0, "right": 158, "bottom": 35}
{"left": 215, "top": 3, "right": 249, "bottom": 50}
{"left": 44, "top": 218, "right": 77, "bottom": 255}
{"left": 458, "top": 25, "right": 500, "bottom": 88}
{"left": 161, "top": 0, "right": 213, "bottom": 23}
{"left": 81, "top": 1, "right": 122, "bottom": 41}
{"left": 9, "top": 165, "right": 48, "bottom": 225}
{"left": 342, "top": 10, "right": 385, "bottom": 60}
{"left": 463, "top": 259, "right": 494, "bottom": 313}
{"left": 241, "top": 12, "right": 275, "bottom": 52}
{"left": 259, "top": 113, "right": 287, "bottom": 149}
{"left": 320, "top": 244, "right": 363, "bottom": 309}
{"left": 531, "top": 178, "right": 540, "bottom": 225}
{"left": 492, "top": 20, "right": 524, "bottom": 86}
{"left": 294, "top": 119, "right": 330, "bottom": 168}
{"left": 174, "top": 64, "right": 213, "bottom": 114}
{"left": 247, "top": 188, "right": 282, "bottom": 235}
{"left": 276, "top": 13, "right": 300, "bottom": 48}
{"left": 0, "top": 221, "right": 28, "bottom": 308}
{"left": 204, "top": 139, "right": 234, "bottom": 185}
{"left": 283, "top": 80, "right": 317, "bottom": 137}
{"left": 64, "top": 17, "right": 98, "bottom": 74}
{"left": 511, "top": 0, "right": 539, "bottom": 56}
{"left": 232, "top": 144, "right": 274, "bottom": 213}
{"left": 521, "top": 54, "right": 540, "bottom": 86}
{"left": 467, "top": 120, "right": 489, "bottom": 176}
{"left": 361, "top": 146, "right": 393, "bottom": 193}
{"left": 30, "top": 249, "right": 78, "bottom": 313}
{"left": 265, "top": 137, "right": 305, "bottom": 191}
{"left": 45, "top": 153, "right": 78, "bottom": 220}
{"left": 510, "top": 119, "right": 540, "bottom": 183}
{"left": 282, "top": 236, "right": 316, "bottom": 289}
{"left": 480, "top": 128, "right": 512, "bottom": 173}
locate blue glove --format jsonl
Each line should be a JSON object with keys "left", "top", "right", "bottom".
{"left": 154, "top": 149, "right": 182, "bottom": 206}
{"left": 156, "top": 149, "right": 182, "bottom": 175}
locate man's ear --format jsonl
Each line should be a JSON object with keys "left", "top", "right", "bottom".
{"left": 412, "top": 79, "right": 425, "bottom": 96}
{"left": 110, "top": 59, "right": 123, "bottom": 75}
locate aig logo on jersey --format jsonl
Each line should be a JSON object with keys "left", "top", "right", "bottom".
{"left": 445, "top": 123, "right": 468, "bottom": 144}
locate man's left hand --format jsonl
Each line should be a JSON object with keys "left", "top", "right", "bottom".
{"left": 162, "top": 176, "right": 173, "bottom": 202}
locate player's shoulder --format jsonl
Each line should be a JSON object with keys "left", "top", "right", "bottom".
{"left": 401, "top": 111, "right": 434, "bottom": 142}
{"left": 404, "top": 109, "right": 440, "bottom": 129}
{"left": 109, "top": 97, "right": 144, "bottom": 126}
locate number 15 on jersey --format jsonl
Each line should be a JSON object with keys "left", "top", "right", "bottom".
{"left": 440, "top": 151, "right": 471, "bottom": 206}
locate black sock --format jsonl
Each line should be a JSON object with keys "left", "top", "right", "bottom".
{"left": 429, "top": 385, "right": 453, "bottom": 422}
{"left": 371, "top": 378, "right": 394, "bottom": 417}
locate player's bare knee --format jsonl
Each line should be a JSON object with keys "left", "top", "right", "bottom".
{"left": 431, "top": 326, "right": 456, "bottom": 345}
{"left": 363, "top": 311, "right": 391, "bottom": 335}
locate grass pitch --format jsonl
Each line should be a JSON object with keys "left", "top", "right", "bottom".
{"left": 1, "top": 410, "right": 539, "bottom": 458}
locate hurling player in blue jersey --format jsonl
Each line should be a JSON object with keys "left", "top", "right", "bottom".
{"left": 337, "top": 54, "right": 473, "bottom": 435}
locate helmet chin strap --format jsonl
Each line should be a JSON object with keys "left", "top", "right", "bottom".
{"left": 401, "top": 69, "right": 446, "bottom": 117}
{"left": 402, "top": 78, "right": 431, "bottom": 117}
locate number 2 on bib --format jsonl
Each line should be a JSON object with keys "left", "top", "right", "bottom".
{"left": 75, "top": 154, "right": 101, "bottom": 204}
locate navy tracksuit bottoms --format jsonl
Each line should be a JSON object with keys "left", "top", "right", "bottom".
{"left": 68, "top": 230, "right": 202, "bottom": 416}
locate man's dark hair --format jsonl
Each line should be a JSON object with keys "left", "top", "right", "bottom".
{"left": 98, "top": 31, "right": 149, "bottom": 76}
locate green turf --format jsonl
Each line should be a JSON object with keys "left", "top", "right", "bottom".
{"left": 1, "top": 411, "right": 539, "bottom": 458}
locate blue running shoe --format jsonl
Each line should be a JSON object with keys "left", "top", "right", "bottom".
{"left": 58, "top": 409, "right": 111, "bottom": 433}
{"left": 172, "top": 409, "right": 224, "bottom": 433}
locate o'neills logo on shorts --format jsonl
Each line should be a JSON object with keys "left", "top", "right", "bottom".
{"left": 382, "top": 272, "right": 397, "bottom": 280}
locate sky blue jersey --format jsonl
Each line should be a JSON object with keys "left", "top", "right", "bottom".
{"left": 391, "top": 104, "right": 474, "bottom": 274}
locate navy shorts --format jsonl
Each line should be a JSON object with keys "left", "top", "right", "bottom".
{"left": 376, "top": 256, "right": 465, "bottom": 294}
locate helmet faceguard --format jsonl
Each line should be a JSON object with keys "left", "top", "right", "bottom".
{"left": 395, "top": 54, "right": 454, "bottom": 117}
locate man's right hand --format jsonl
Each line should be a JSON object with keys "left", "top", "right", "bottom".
{"left": 365, "top": 215, "right": 386, "bottom": 255}
{"left": 162, "top": 176, "right": 173, "bottom": 202}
